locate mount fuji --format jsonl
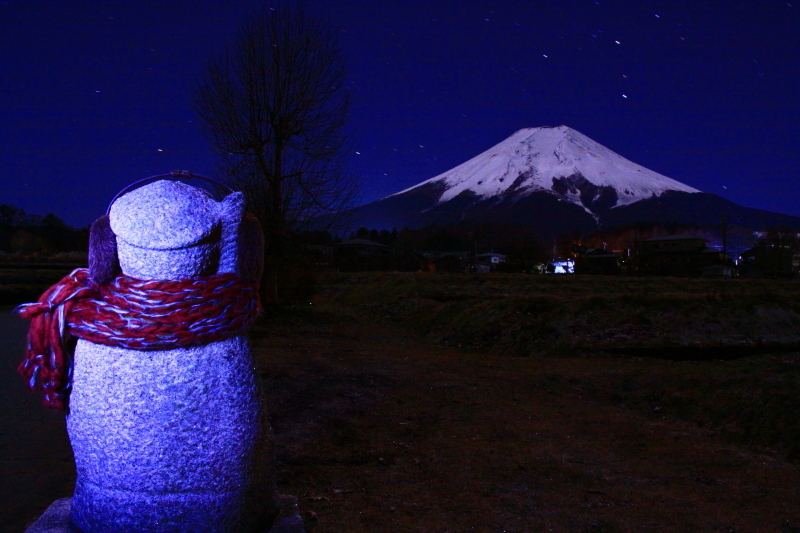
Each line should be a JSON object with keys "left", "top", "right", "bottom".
{"left": 347, "top": 126, "right": 800, "bottom": 238}
{"left": 393, "top": 125, "right": 698, "bottom": 214}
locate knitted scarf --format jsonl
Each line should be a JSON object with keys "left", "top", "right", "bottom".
{"left": 16, "top": 268, "right": 261, "bottom": 411}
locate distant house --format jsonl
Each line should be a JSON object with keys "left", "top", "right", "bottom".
{"left": 332, "top": 239, "right": 392, "bottom": 271}
{"left": 739, "top": 244, "right": 800, "bottom": 278}
{"left": 471, "top": 260, "right": 493, "bottom": 274}
{"left": 476, "top": 252, "right": 507, "bottom": 264}
{"left": 421, "top": 250, "right": 470, "bottom": 273}
{"left": 700, "top": 264, "right": 735, "bottom": 278}
{"left": 574, "top": 248, "right": 620, "bottom": 275}
{"left": 463, "top": 252, "right": 505, "bottom": 273}
{"left": 633, "top": 235, "right": 732, "bottom": 277}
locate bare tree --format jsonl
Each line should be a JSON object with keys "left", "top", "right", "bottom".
{"left": 194, "top": 1, "right": 359, "bottom": 261}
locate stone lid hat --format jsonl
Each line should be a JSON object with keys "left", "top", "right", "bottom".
{"left": 109, "top": 180, "right": 219, "bottom": 250}
{"left": 89, "top": 173, "right": 262, "bottom": 285}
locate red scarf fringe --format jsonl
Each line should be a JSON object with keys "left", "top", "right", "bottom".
{"left": 17, "top": 268, "right": 261, "bottom": 410}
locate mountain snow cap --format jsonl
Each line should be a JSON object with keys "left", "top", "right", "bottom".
{"left": 391, "top": 125, "right": 700, "bottom": 213}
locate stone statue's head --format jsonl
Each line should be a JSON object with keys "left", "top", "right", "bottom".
{"left": 88, "top": 180, "right": 263, "bottom": 283}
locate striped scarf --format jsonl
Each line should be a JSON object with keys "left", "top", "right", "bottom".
{"left": 16, "top": 268, "right": 261, "bottom": 410}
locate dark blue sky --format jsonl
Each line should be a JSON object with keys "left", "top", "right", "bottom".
{"left": 1, "top": 0, "right": 798, "bottom": 227}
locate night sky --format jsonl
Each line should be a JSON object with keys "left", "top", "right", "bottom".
{"left": 1, "top": 0, "right": 798, "bottom": 228}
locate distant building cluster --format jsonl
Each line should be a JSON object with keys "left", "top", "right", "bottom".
{"left": 320, "top": 232, "right": 800, "bottom": 279}
{"left": 572, "top": 234, "right": 799, "bottom": 278}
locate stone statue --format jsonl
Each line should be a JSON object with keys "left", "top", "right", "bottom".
{"left": 18, "top": 177, "right": 302, "bottom": 532}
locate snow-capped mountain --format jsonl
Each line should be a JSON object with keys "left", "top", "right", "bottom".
{"left": 390, "top": 125, "right": 699, "bottom": 216}
{"left": 343, "top": 126, "right": 800, "bottom": 238}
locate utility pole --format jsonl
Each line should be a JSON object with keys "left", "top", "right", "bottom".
{"left": 721, "top": 213, "right": 728, "bottom": 253}
{"left": 721, "top": 212, "right": 729, "bottom": 263}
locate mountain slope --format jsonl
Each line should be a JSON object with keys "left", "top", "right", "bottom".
{"left": 391, "top": 125, "right": 699, "bottom": 214}
{"left": 346, "top": 126, "right": 800, "bottom": 237}
{"left": 603, "top": 191, "right": 800, "bottom": 229}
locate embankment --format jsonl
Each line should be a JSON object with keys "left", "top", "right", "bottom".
{"left": 320, "top": 272, "right": 800, "bottom": 359}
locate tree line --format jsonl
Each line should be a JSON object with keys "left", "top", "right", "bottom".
{"left": 0, "top": 204, "right": 88, "bottom": 256}
{"left": 340, "top": 220, "right": 796, "bottom": 266}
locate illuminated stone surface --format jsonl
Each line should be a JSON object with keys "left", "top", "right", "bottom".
{"left": 66, "top": 181, "right": 281, "bottom": 533}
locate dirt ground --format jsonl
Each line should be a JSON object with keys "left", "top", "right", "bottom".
{"left": 256, "top": 303, "right": 800, "bottom": 533}
{"left": 5, "top": 297, "right": 800, "bottom": 532}
{"left": 0, "top": 304, "right": 74, "bottom": 533}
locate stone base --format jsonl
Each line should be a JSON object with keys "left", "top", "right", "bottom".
{"left": 24, "top": 499, "right": 77, "bottom": 533}
{"left": 26, "top": 496, "right": 307, "bottom": 533}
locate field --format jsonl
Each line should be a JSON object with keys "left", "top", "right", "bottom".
{"left": 256, "top": 272, "right": 800, "bottom": 533}
{"left": 5, "top": 271, "right": 800, "bottom": 532}
{"left": 320, "top": 272, "right": 800, "bottom": 357}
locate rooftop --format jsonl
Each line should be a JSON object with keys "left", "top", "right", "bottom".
{"left": 645, "top": 235, "right": 709, "bottom": 242}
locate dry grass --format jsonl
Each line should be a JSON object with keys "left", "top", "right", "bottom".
{"left": 256, "top": 279, "right": 800, "bottom": 533}
{"left": 320, "top": 272, "right": 800, "bottom": 355}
